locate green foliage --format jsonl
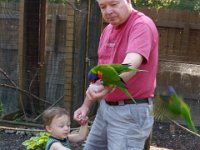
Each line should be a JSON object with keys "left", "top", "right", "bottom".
{"left": 22, "top": 132, "right": 50, "bottom": 150}
{"left": 132, "top": 0, "right": 177, "bottom": 9}
{"left": 48, "top": 0, "right": 68, "bottom": 4}
{"left": 0, "top": 0, "right": 69, "bottom": 4}
{"left": 132, "top": 0, "right": 200, "bottom": 11}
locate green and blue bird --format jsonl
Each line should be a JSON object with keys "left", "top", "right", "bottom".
{"left": 88, "top": 64, "right": 144, "bottom": 103}
{"left": 153, "top": 86, "right": 197, "bottom": 133}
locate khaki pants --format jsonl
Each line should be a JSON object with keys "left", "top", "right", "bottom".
{"left": 84, "top": 99, "right": 154, "bottom": 150}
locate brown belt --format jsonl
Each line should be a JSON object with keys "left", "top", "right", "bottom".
{"left": 105, "top": 98, "right": 150, "bottom": 106}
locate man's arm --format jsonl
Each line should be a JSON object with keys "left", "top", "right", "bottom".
{"left": 73, "top": 84, "right": 112, "bottom": 124}
{"left": 120, "top": 52, "right": 143, "bottom": 82}
{"left": 73, "top": 96, "right": 93, "bottom": 125}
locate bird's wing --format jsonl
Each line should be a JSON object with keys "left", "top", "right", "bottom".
{"left": 99, "top": 65, "right": 121, "bottom": 86}
{"left": 153, "top": 96, "right": 180, "bottom": 120}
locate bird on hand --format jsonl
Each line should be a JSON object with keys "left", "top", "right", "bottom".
{"left": 88, "top": 64, "right": 145, "bottom": 103}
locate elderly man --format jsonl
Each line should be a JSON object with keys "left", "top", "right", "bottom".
{"left": 74, "top": 0, "right": 158, "bottom": 149}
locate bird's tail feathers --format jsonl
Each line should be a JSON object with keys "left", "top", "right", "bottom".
{"left": 130, "top": 68, "right": 147, "bottom": 73}
{"left": 120, "top": 77, "right": 127, "bottom": 88}
{"left": 118, "top": 78, "right": 136, "bottom": 103}
{"left": 182, "top": 110, "right": 198, "bottom": 133}
{"left": 118, "top": 86, "right": 136, "bottom": 103}
{"left": 121, "top": 63, "right": 147, "bottom": 73}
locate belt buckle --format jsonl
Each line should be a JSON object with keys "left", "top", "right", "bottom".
{"left": 118, "top": 101, "right": 125, "bottom": 106}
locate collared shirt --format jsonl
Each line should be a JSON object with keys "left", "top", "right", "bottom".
{"left": 98, "top": 9, "right": 159, "bottom": 101}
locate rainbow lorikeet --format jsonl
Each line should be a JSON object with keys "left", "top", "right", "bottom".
{"left": 88, "top": 64, "right": 145, "bottom": 103}
{"left": 153, "top": 86, "right": 197, "bottom": 133}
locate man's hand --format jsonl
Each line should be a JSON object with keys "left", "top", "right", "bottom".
{"left": 86, "top": 84, "right": 113, "bottom": 101}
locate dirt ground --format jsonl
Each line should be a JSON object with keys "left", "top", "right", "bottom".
{"left": 0, "top": 121, "right": 200, "bottom": 150}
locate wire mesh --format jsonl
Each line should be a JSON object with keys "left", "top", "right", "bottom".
{"left": 0, "top": 2, "right": 20, "bottom": 115}
{"left": 0, "top": 1, "right": 70, "bottom": 120}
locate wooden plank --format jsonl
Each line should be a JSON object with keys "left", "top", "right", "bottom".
{"left": 167, "top": 28, "right": 176, "bottom": 55}
{"left": 51, "top": 14, "right": 58, "bottom": 51}
{"left": 38, "top": 0, "right": 47, "bottom": 101}
{"left": 158, "top": 27, "right": 168, "bottom": 56}
{"left": 21, "top": 0, "right": 41, "bottom": 114}
{"left": 188, "top": 29, "right": 200, "bottom": 59}
{"left": 64, "top": 0, "right": 75, "bottom": 111}
{"left": 71, "top": 0, "right": 89, "bottom": 126}
{"left": 156, "top": 21, "right": 184, "bottom": 28}
{"left": 174, "top": 28, "right": 182, "bottom": 56}
{"left": 157, "top": 9, "right": 170, "bottom": 24}
{"left": 182, "top": 23, "right": 190, "bottom": 56}
{"left": 84, "top": 0, "right": 102, "bottom": 117}
{"left": 18, "top": 0, "right": 26, "bottom": 112}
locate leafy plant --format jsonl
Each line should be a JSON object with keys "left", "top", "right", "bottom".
{"left": 22, "top": 132, "right": 49, "bottom": 150}
{"left": 0, "top": 0, "right": 71, "bottom": 4}
{"left": 132, "top": 0, "right": 200, "bottom": 11}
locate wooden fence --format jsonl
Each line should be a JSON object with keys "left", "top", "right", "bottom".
{"left": 0, "top": 2, "right": 76, "bottom": 116}
{"left": 138, "top": 8, "right": 200, "bottom": 125}
{"left": 0, "top": 3, "right": 20, "bottom": 115}
{"left": 0, "top": 2, "right": 200, "bottom": 124}
{"left": 137, "top": 8, "right": 200, "bottom": 98}
{"left": 139, "top": 8, "right": 200, "bottom": 64}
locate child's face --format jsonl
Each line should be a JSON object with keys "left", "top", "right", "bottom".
{"left": 46, "top": 114, "right": 71, "bottom": 139}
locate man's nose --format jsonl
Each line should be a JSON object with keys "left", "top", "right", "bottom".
{"left": 104, "top": 6, "right": 113, "bottom": 14}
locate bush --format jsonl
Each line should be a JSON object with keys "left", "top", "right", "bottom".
{"left": 22, "top": 132, "right": 49, "bottom": 150}
{"left": 132, "top": 0, "right": 200, "bottom": 11}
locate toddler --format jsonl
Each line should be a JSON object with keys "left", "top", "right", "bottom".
{"left": 43, "top": 107, "right": 88, "bottom": 150}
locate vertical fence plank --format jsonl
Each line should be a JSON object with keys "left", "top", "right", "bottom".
{"left": 71, "top": 1, "right": 88, "bottom": 123}
{"left": 18, "top": 0, "right": 25, "bottom": 113}
{"left": 39, "top": 0, "right": 47, "bottom": 104}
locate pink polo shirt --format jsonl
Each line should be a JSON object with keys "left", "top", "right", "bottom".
{"left": 98, "top": 9, "right": 158, "bottom": 101}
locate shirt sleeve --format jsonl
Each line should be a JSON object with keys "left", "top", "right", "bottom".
{"left": 126, "top": 22, "right": 153, "bottom": 64}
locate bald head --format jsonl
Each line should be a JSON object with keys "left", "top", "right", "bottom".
{"left": 96, "top": 0, "right": 133, "bottom": 26}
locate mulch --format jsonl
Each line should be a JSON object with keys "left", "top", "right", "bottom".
{"left": 0, "top": 121, "right": 200, "bottom": 150}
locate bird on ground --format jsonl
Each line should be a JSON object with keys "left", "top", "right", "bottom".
{"left": 88, "top": 64, "right": 145, "bottom": 103}
{"left": 153, "top": 86, "right": 197, "bottom": 133}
